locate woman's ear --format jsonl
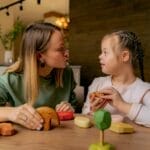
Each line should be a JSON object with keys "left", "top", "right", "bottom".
{"left": 121, "top": 49, "right": 130, "bottom": 62}
{"left": 37, "top": 52, "right": 45, "bottom": 62}
{"left": 37, "top": 52, "right": 42, "bottom": 61}
{"left": 37, "top": 52, "right": 45, "bottom": 67}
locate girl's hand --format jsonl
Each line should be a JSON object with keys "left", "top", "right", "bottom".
{"left": 100, "top": 87, "right": 123, "bottom": 107}
{"left": 89, "top": 92, "right": 108, "bottom": 112}
{"left": 55, "top": 101, "right": 75, "bottom": 112}
{"left": 8, "top": 104, "right": 43, "bottom": 130}
{"left": 100, "top": 87, "right": 131, "bottom": 113}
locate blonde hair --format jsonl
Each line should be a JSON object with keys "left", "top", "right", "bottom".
{"left": 6, "top": 22, "right": 64, "bottom": 105}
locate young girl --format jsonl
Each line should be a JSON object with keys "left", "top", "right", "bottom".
{"left": 0, "top": 22, "right": 77, "bottom": 130}
{"left": 82, "top": 30, "right": 150, "bottom": 127}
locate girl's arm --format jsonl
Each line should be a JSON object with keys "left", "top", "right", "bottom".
{"left": 82, "top": 78, "right": 101, "bottom": 114}
{"left": 127, "top": 90, "right": 150, "bottom": 127}
{"left": 82, "top": 91, "right": 91, "bottom": 114}
{"left": 101, "top": 88, "right": 150, "bottom": 127}
{"left": 100, "top": 87, "right": 132, "bottom": 114}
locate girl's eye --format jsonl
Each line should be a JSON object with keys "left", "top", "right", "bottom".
{"left": 102, "top": 51, "right": 107, "bottom": 55}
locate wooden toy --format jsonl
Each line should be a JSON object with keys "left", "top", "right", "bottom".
{"left": 89, "top": 92, "right": 111, "bottom": 109}
{"left": 89, "top": 109, "right": 115, "bottom": 150}
{"left": 74, "top": 116, "right": 91, "bottom": 128}
{"left": 109, "top": 122, "right": 134, "bottom": 133}
{"left": 57, "top": 111, "right": 74, "bottom": 121}
{"left": 0, "top": 123, "right": 16, "bottom": 136}
{"left": 89, "top": 92, "right": 104, "bottom": 100}
{"left": 36, "top": 106, "right": 60, "bottom": 130}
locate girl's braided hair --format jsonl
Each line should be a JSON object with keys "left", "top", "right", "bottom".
{"left": 113, "top": 30, "right": 145, "bottom": 81}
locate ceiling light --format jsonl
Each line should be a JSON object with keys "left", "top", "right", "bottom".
{"left": 19, "top": 3, "right": 23, "bottom": 11}
{"left": 6, "top": 8, "right": 9, "bottom": 16}
{"left": 37, "top": 0, "right": 41, "bottom": 4}
{"left": 0, "top": 0, "right": 25, "bottom": 12}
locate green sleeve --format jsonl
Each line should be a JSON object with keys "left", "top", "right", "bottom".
{"left": 68, "top": 68, "right": 79, "bottom": 112}
{"left": 0, "top": 81, "right": 11, "bottom": 106}
{"left": 0, "top": 75, "right": 15, "bottom": 106}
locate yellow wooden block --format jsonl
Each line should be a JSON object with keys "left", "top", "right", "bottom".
{"left": 74, "top": 116, "right": 91, "bottom": 128}
{"left": 109, "top": 122, "right": 134, "bottom": 133}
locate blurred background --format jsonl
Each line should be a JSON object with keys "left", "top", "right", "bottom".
{"left": 0, "top": 0, "right": 150, "bottom": 103}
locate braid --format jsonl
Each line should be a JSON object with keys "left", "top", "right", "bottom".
{"left": 134, "top": 37, "right": 145, "bottom": 81}
{"left": 113, "top": 31, "right": 145, "bottom": 81}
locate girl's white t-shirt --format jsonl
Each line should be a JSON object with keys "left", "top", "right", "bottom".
{"left": 82, "top": 76, "right": 150, "bottom": 127}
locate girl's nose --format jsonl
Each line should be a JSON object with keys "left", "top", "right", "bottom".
{"left": 98, "top": 54, "right": 102, "bottom": 60}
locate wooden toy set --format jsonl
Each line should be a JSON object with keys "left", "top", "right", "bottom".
{"left": 0, "top": 105, "right": 134, "bottom": 150}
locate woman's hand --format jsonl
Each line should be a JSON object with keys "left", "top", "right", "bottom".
{"left": 100, "top": 87, "right": 131, "bottom": 114}
{"left": 55, "top": 101, "right": 75, "bottom": 112}
{"left": 8, "top": 104, "right": 43, "bottom": 130}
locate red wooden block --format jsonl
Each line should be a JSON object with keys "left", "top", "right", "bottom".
{"left": 57, "top": 111, "right": 74, "bottom": 121}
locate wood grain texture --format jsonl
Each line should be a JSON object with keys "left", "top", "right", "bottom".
{"left": 0, "top": 115, "right": 150, "bottom": 150}
{"left": 70, "top": 0, "right": 150, "bottom": 94}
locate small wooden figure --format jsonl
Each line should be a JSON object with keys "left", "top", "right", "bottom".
{"left": 36, "top": 107, "right": 60, "bottom": 130}
{"left": 89, "top": 109, "right": 115, "bottom": 150}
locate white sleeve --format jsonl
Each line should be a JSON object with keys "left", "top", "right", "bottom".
{"left": 127, "top": 90, "right": 150, "bottom": 127}
{"left": 82, "top": 91, "right": 91, "bottom": 114}
{"left": 82, "top": 78, "right": 101, "bottom": 114}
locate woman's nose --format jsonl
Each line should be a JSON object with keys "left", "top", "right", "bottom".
{"left": 64, "top": 49, "right": 69, "bottom": 58}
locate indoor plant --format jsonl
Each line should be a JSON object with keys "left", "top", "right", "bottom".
{"left": 0, "top": 18, "right": 25, "bottom": 64}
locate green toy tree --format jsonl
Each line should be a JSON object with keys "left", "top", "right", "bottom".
{"left": 89, "top": 109, "right": 115, "bottom": 150}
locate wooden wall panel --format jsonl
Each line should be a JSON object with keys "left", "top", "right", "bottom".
{"left": 70, "top": 0, "right": 150, "bottom": 97}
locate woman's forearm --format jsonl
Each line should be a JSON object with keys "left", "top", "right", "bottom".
{"left": 0, "top": 107, "right": 14, "bottom": 122}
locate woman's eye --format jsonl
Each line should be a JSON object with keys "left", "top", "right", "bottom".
{"left": 57, "top": 47, "right": 66, "bottom": 52}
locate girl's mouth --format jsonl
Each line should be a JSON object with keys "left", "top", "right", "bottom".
{"left": 100, "top": 62, "right": 105, "bottom": 66}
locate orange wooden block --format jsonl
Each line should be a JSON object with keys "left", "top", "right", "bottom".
{"left": 0, "top": 123, "right": 16, "bottom": 136}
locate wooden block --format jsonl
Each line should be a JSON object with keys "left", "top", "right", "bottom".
{"left": 109, "top": 122, "right": 134, "bottom": 133}
{"left": 0, "top": 123, "right": 16, "bottom": 136}
{"left": 74, "top": 116, "right": 91, "bottom": 128}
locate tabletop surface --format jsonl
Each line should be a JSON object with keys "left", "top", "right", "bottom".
{"left": 0, "top": 115, "right": 150, "bottom": 150}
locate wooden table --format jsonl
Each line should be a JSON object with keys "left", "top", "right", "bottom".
{"left": 0, "top": 115, "right": 150, "bottom": 150}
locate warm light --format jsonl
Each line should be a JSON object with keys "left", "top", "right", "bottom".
{"left": 55, "top": 17, "right": 69, "bottom": 29}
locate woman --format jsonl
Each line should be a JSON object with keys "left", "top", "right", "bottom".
{"left": 0, "top": 22, "right": 77, "bottom": 130}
